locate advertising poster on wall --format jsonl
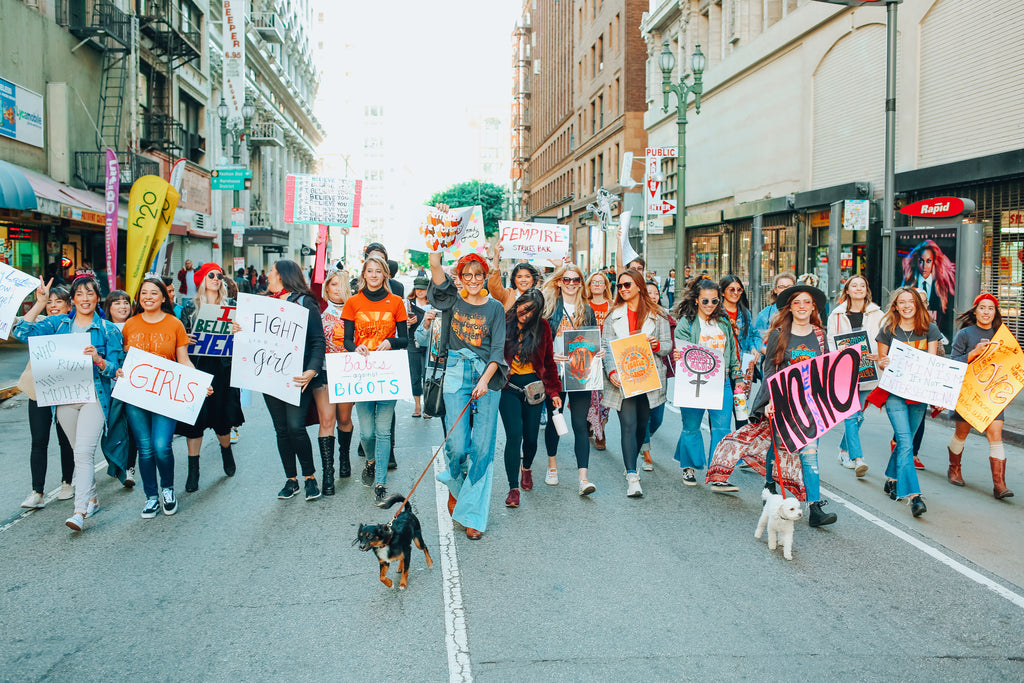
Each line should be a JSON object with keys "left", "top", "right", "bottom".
{"left": 894, "top": 226, "right": 958, "bottom": 343}
{"left": 0, "top": 76, "right": 44, "bottom": 148}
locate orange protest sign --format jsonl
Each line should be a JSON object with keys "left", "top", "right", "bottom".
{"left": 126, "top": 176, "right": 171, "bottom": 299}
{"left": 609, "top": 333, "right": 662, "bottom": 399}
{"left": 955, "top": 324, "right": 1024, "bottom": 433}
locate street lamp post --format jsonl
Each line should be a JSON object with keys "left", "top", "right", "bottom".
{"left": 659, "top": 41, "right": 705, "bottom": 303}
{"left": 218, "top": 97, "right": 255, "bottom": 264}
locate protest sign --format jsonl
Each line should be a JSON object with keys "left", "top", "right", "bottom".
{"left": 497, "top": 221, "right": 570, "bottom": 262}
{"left": 557, "top": 328, "right": 602, "bottom": 392}
{"left": 284, "top": 174, "right": 362, "bottom": 227}
{"left": 28, "top": 333, "right": 95, "bottom": 406}
{"left": 325, "top": 350, "right": 413, "bottom": 403}
{"left": 418, "top": 205, "right": 476, "bottom": 254}
{"left": 879, "top": 340, "right": 967, "bottom": 410}
{"left": 673, "top": 343, "right": 725, "bottom": 409}
{"left": 187, "top": 304, "right": 235, "bottom": 356}
{"left": 833, "top": 330, "right": 878, "bottom": 383}
{"left": 230, "top": 293, "right": 308, "bottom": 405}
{"left": 445, "top": 206, "right": 487, "bottom": 262}
{"left": 768, "top": 346, "right": 862, "bottom": 453}
{"left": 0, "top": 262, "right": 37, "bottom": 339}
{"left": 113, "top": 347, "right": 212, "bottom": 424}
{"left": 609, "top": 333, "right": 662, "bottom": 399}
{"left": 618, "top": 211, "right": 640, "bottom": 265}
{"left": 955, "top": 324, "right": 1024, "bottom": 432}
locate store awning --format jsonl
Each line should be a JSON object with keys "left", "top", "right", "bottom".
{"left": 0, "top": 160, "right": 38, "bottom": 211}
{"left": 8, "top": 161, "right": 128, "bottom": 226}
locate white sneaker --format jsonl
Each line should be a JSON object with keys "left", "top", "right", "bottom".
{"left": 141, "top": 498, "right": 161, "bottom": 518}
{"left": 161, "top": 488, "right": 178, "bottom": 515}
{"left": 65, "top": 513, "right": 84, "bottom": 531}
{"left": 230, "top": 428, "right": 240, "bottom": 444}
{"left": 854, "top": 459, "right": 869, "bottom": 477}
{"left": 85, "top": 499, "right": 99, "bottom": 518}
{"left": 838, "top": 451, "right": 855, "bottom": 469}
{"left": 124, "top": 467, "right": 136, "bottom": 489}
{"left": 626, "top": 472, "right": 643, "bottom": 498}
{"left": 57, "top": 482, "right": 73, "bottom": 500}
{"left": 579, "top": 480, "right": 596, "bottom": 496}
{"left": 545, "top": 468, "right": 558, "bottom": 486}
{"left": 21, "top": 491, "right": 45, "bottom": 509}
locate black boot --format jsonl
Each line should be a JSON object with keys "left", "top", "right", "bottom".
{"left": 337, "top": 429, "right": 352, "bottom": 478}
{"left": 809, "top": 500, "right": 837, "bottom": 527}
{"left": 221, "top": 445, "right": 236, "bottom": 477}
{"left": 318, "top": 436, "right": 336, "bottom": 496}
{"left": 388, "top": 414, "right": 397, "bottom": 470}
{"left": 185, "top": 456, "right": 200, "bottom": 492}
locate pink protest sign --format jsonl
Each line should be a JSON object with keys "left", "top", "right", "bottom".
{"left": 767, "top": 346, "right": 862, "bottom": 452}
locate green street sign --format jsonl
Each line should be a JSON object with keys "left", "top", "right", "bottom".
{"left": 211, "top": 166, "right": 252, "bottom": 191}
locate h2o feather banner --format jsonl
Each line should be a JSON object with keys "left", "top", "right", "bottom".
{"left": 768, "top": 346, "right": 862, "bottom": 453}
{"left": 126, "top": 176, "right": 178, "bottom": 299}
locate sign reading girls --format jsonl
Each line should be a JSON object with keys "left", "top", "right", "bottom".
{"left": 768, "top": 346, "right": 862, "bottom": 452}
{"left": 112, "top": 348, "right": 213, "bottom": 425}
{"left": 325, "top": 350, "right": 412, "bottom": 403}
{"left": 230, "top": 293, "right": 308, "bottom": 405}
{"left": 497, "top": 221, "right": 570, "bottom": 262}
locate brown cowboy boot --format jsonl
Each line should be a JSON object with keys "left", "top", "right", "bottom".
{"left": 990, "top": 457, "right": 1014, "bottom": 499}
{"left": 947, "top": 448, "right": 965, "bottom": 487}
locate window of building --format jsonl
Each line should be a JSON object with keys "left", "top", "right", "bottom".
{"left": 614, "top": 13, "right": 620, "bottom": 52}
{"left": 591, "top": 45, "right": 596, "bottom": 78}
{"left": 597, "top": 153, "right": 603, "bottom": 188}
{"left": 598, "top": 35, "right": 604, "bottom": 71}
{"left": 598, "top": 94, "right": 603, "bottom": 128}
{"left": 590, "top": 158, "right": 596, "bottom": 193}
{"left": 590, "top": 102, "right": 596, "bottom": 135}
{"left": 178, "top": 90, "right": 202, "bottom": 163}
{"left": 614, "top": 78, "right": 620, "bottom": 114}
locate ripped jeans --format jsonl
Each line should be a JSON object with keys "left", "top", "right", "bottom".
{"left": 766, "top": 439, "right": 822, "bottom": 503}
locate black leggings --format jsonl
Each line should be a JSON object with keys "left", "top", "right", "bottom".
{"left": 408, "top": 347, "right": 426, "bottom": 398}
{"left": 544, "top": 391, "right": 591, "bottom": 469}
{"left": 264, "top": 392, "right": 316, "bottom": 478}
{"left": 617, "top": 395, "right": 651, "bottom": 473}
{"left": 498, "top": 373, "right": 544, "bottom": 488}
{"left": 28, "top": 399, "right": 74, "bottom": 494}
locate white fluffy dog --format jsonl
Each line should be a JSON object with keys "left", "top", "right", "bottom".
{"left": 755, "top": 488, "right": 803, "bottom": 560}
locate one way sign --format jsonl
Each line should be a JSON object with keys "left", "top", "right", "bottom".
{"left": 648, "top": 199, "right": 677, "bottom": 216}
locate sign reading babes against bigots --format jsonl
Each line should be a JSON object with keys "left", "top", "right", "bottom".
{"left": 230, "top": 293, "right": 308, "bottom": 406}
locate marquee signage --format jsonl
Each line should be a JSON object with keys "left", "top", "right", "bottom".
{"left": 899, "top": 197, "right": 975, "bottom": 219}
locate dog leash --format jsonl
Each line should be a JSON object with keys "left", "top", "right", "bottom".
{"left": 389, "top": 396, "right": 474, "bottom": 520}
{"left": 767, "top": 413, "right": 786, "bottom": 500}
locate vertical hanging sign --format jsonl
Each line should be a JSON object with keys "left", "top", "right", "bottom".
{"left": 104, "top": 148, "right": 119, "bottom": 291}
{"left": 222, "top": 0, "right": 245, "bottom": 129}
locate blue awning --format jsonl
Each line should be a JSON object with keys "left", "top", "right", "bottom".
{"left": 0, "top": 159, "right": 38, "bottom": 211}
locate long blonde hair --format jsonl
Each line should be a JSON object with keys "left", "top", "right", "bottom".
{"left": 192, "top": 270, "right": 228, "bottom": 311}
{"left": 357, "top": 255, "right": 392, "bottom": 294}
{"left": 542, "top": 264, "right": 588, "bottom": 326}
{"left": 322, "top": 267, "right": 351, "bottom": 304}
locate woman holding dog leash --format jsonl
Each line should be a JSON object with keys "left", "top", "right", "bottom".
{"left": 751, "top": 284, "right": 838, "bottom": 528}
{"left": 428, "top": 217, "right": 508, "bottom": 540}
{"left": 499, "top": 288, "right": 562, "bottom": 509}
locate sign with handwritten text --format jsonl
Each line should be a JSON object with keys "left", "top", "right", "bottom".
{"left": 28, "top": 333, "right": 95, "bottom": 406}
{"left": 325, "top": 350, "right": 413, "bottom": 403}
{"left": 498, "top": 220, "right": 570, "bottom": 262}
{"left": 609, "top": 333, "right": 662, "bottom": 399}
{"left": 284, "top": 174, "right": 362, "bottom": 227}
{"left": 879, "top": 339, "right": 967, "bottom": 410}
{"left": 673, "top": 343, "right": 725, "bottom": 409}
{"left": 112, "top": 347, "right": 212, "bottom": 424}
{"left": 0, "top": 261, "right": 37, "bottom": 339}
{"left": 955, "top": 324, "right": 1024, "bottom": 432}
{"left": 187, "top": 304, "right": 235, "bottom": 356}
{"left": 418, "top": 205, "right": 476, "bottom": 254}
{"left": 230, "top": 293, "right": 308, "bottom": 405}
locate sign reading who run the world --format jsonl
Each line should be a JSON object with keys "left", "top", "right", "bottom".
{"left": 284, "top": 174, "right": 363, "bottom": 228}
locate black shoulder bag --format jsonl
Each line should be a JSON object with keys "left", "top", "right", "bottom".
{"left": 422, "top": 309, "right": 452, "bottom": 418}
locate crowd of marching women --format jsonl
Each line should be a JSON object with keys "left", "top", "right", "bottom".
{"left": 9, "top": 235, "right": 1017, "bottom": 538}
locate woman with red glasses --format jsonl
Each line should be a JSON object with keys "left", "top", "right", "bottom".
{"left": 601, "top": 269, "right": 673, "bottom": 498}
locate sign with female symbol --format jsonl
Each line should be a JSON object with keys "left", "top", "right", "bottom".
{"left": 673, "top": 343, "right": 724, "bottom": 409}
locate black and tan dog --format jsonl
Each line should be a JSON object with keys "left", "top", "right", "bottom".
{"left": 354, "top": 495, "right": 433, "bottom": 590}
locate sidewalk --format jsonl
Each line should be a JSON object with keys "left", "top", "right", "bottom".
{"left": 0, "top": 343, "right": 26, "bottom": 400}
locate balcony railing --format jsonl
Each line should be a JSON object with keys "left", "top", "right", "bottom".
{"left": 138, "top": 0, "right": 202, "bottom": 65}
{"left": 141, "top": 113, "right": 185, "bottom": 154}
{"left": 249, "top": 210, "right": 273, "bottom": 230}
{"left": 56, "top": 0, "right": 131, "bottom": 50}
{"left": 251, "top": 12, "right": 285, "bottom": 43}
{"left": 74, "top": 151, "right": 160, "bottom": 190}
{"left": 248, "top": 121, "right": 285, "bottom": 148}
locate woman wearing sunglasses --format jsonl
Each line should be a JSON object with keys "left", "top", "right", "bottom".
{"left": 540, "top": 264, "right": 600, "bottom": 495}
{"left": 177, "top": 263, "right": 243, "bottom": 492}
{"left": 602, "top": 269, "right": 673, "bottom": 498}
{"left": 672, "top": 278, "right": 745, "bottom": 489}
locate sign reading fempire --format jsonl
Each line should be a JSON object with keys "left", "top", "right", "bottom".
{"left": 899, "top": 197, "right": 975, "bottom": 219}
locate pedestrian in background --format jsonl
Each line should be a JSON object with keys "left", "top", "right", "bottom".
{"left": 234, "top": 268, "right": 252, "bottom": 294}
{"left": 406, "top": 277, "right": 432, "bottom": 418}
{"left": 663, "top": 269, "right": 677, "bottom": 309}
{"left": 313, "top": 264, "right": 354, "bottom": 493}
{"left": 752, "top": 273, "right": 797, "bottom": 354}
{"left": 946, "top": 293, "right": 1014, "bottom": 499}
{"left": 17, "top": 285, "right": 76, "bottom": 510}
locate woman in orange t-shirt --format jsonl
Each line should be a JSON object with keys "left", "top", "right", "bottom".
{"left": 584, "top": 270, "right": 613, "bottom": 450}
{"left": 120, "top": 278, "right": 209, "bottom": 519}
{"left": 341, "top": 255, "right": 408, "bottom": 506}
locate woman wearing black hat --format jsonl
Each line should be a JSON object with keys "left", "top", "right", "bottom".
{"left": 407, "top": 277, "right": 433, "bottom": 417}
{"left": 751, "top": 284, "right": 838, "bottom": 527}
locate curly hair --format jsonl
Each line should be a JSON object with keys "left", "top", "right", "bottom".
{"left": 673, "top": 278, "right": 724, "bottom": 324}
{"left": 902, "top": 239, "right": 956, "bottom": 313}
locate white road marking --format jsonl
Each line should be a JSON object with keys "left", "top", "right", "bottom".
{"left": 821, "top": 485, "right": 1024, "bottom": 610}
{"left": 0, "top": 459, "right": 107, "bottom": 534}
{"left": 433, "top": 450, "right": 473, "bottom": 683}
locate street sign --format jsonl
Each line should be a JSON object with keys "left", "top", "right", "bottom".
{"left": 647, "top": 219, "right": 664, "bottom": 235}
{"left": 648, "top": 200, "right": 677, "bottom": 216}
{"left": 211, "top": 166, "right": 252, "bottom": 191}
{"left": 230, "top": 207, "right": 245, "bottom": 234}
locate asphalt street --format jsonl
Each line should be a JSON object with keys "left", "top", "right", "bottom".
{"left": 1, "top": 384, "right": 1022, "bottom": 682}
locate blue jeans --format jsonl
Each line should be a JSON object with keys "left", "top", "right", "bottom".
{"left": 125, "top": 404, "right": 177, "bottom": 498}
{"left": 439, "top": 350, "right": 500, "bottom": 531}
{"left": 356, "top": 400, "right": 397, "bottom": 487}
{"left": 674, "top": 387, "right": 732, "bottom": 470}
{"left": 765, "top": 440, "right": 822, "bottom": 502}
{"left": 884, "top": 396, "right": 925, "bottom": 498}
{"left": 642, "top": 402, "right": 666, "bottom": 451}
{"left": 839, "top": 389, "right": 871, "bottom": 460}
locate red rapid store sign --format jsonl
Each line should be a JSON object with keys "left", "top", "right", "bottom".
{"left": 899, "top": 197, "right": 975, "bottom": 219}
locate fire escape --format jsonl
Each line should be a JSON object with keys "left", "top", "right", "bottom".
{"left": 511, "top": 16, "right": 532, "bottom": 218}
{"left": 58, "top": 0, "right": 159, "bottom": 189}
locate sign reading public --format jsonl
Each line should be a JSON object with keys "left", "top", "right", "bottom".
{"left": 325, "top": 350, "right": 413, "bottom": 403}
